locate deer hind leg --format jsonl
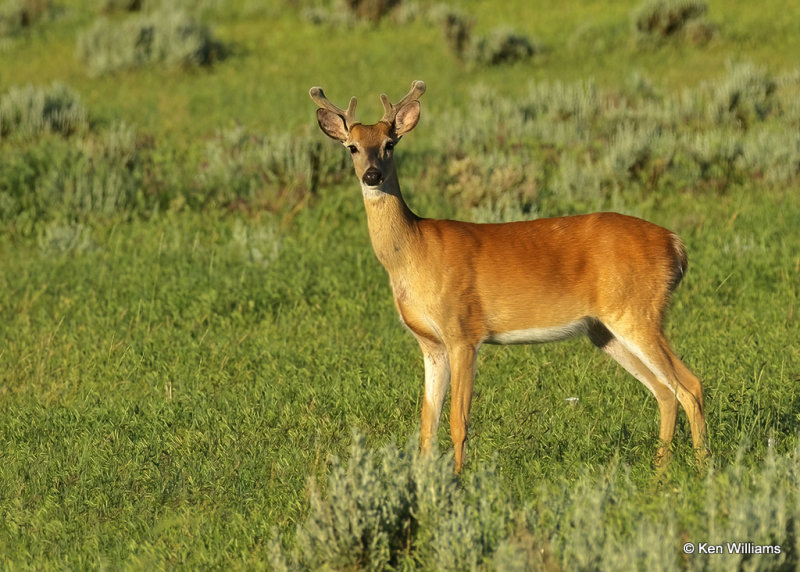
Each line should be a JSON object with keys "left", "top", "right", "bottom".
{"left": 590, "top": 321, "right": 708, "bottom": 467}
{"left": 447, "top": 344, "right": 478, "bottom": 472}
{"left": 670, "top": 352, "right": 708, "bottom": 463}
{"left": 419, "top": 340, "right": 451, "bottom": 457}
{"left": 612, "top": 324, "right": 707, "bottom": 466}
{"left": 589, "top": 322, "right": 679, "bottom": 468}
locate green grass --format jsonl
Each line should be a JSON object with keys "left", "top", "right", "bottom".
{"left": 1, "top": 0, "right": 800, "bottom": 568}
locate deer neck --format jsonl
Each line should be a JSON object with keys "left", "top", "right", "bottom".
{"left": 361, "top": 170, "right": 419, "bottom": 272}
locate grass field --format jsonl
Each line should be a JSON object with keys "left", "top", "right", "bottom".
{"left": 1, "top": 0, "right": 799, "bottom": 569}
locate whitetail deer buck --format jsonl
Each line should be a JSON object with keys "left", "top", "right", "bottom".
{"left": 310, "top": 80, "right": 708, "bottom": 471}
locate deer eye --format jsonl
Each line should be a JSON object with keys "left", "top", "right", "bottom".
{"left": 384, "top": 141, "right": 394, "bottom": 152}
{"left": 347, "top": 145, "right": 358, "bottom": 154}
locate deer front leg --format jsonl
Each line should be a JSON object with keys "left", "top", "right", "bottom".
{"left": 448, "top": 345, "right": 477, "bottom": 472}
{"left": 420, "top": 341, "right": 450, "bottom": 456}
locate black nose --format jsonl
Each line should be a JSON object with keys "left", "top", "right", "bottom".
{"left": 362, "top": 168, "right": 383, "bottom": 186}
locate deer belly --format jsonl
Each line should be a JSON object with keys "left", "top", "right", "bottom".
{"left": 486, "top": 319, "right": 590, "bottom": 345}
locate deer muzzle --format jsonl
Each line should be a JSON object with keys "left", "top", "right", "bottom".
{"left": 362, "top": 167, "right": 383, "bottom": 187}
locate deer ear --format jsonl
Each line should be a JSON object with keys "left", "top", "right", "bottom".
{"left": 394, "top": 101, "right": 420, "bottom": 136}
{"left": 316, "top": 108, "right": 349, "bottom": 142}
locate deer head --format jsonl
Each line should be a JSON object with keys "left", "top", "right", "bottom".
{"left": 309, "top": 80, "right": 426, "bottom": 191}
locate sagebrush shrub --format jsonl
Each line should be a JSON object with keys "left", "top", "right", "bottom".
{"left": 462, "top": 29, "right": 538, "bottom": 67}
{"left": 195, "top": 126, "right": 348, "bottom": 212}
{"left": 633, "top": 0, "right": 710, "bottom": 42}
{"left": 443, "top": 154, "right": 538, "bottom": 221}
{"left": 431, "top": 6, "right": 540, "bottom": 67}
{"left": 741, "top": 127, "right": 800, "bottom": 185}
{"left": 468, "top": 26, "right": 540, "bottom": 66}
{"left": 343, "top": 0, "right": 400, "bottom": 22}
{"left": 433, "top": 5, "right": 473, "bottom": 61}
{"left": 683, "top": 16, "right": 716, "bottom": 45}
{"left": 269, "top": 435, "right": 800, "bottom": 570}
{"left": 302, "top": 0, "right": 416, "bottom": 27}
{"left": 293, "top": 435, "right": 419, "bottom": 569}
{"left": 709, "top": 61, "right": 779, "bottom": 127}
{"left": 76, "top": 10, "right": 223, "bottom": 75}
{"left": 521, "top": 79, "right": 599, "bottom": 124}
{"left": 684, "top": 130, "right": 744, "bottom": 190}
{"left": 38, "top": 122, "right": 142, "bottom": 219}
{"left": 100, "top": 0, "right": 221, "bottom": 15}
{"left": 0, "top": 121, "right": 142, "bottom": 234}
{"left": 37, "top": 221, "right": 94, "bottom": 254}
{"left": 604, "top": 123, "right": 659, "bottom": 183}
{"left": 271, "top": 433, "right": 517, "bottom": 570}
{"left": 420, "top": 65, "right": 800, "bottom": 218}
{"left": 0, "top": 0, "right": 51, "bottom": 36}
{"left": 100, "top": 0, "right": 142, "bottom": 12}
{"left": 0, "top": 83, "right": 88, "bottom": 139}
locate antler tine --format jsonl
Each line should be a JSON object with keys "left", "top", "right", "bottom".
{"left": 380, "top": 80, "right": 427, "bottom": 123}
{"left": 309, "top": 86, "right": 359, "bottom": 126}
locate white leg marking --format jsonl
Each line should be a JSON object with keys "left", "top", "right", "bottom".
{"left": 608, "top": 329, "right": 676, "bottom": 396}
{"left": 602, "top": 340, "right": 662, "bottom": 398}
{"left": 424, "top": 350, "right": 450, "bottom": 428}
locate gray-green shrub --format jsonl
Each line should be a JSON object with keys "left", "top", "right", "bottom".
{"left": 0, "top": 83, "right": 88, "bottom": 139}
{"left": 76, "top": 10, "right": 223, "bottom": 76}
{"left": 416, "top": 64, "right": 799, "bottom": 218}
{"left": 708, "top": 61, "right": 779, "bottom": 127}
{"left": 433, "top": 5, "right": 473, "bottom": 61}
{"left": 100, "top": 0, "right": 142, "bottom": 12}
{"left": 741, "top": 127, "right": 800, "bottom": 185}
{"left": 0, "top": 0, "right": 51, "bottom": 36}
{"left": 302, "top": 0, "right": 401, "bottom": 25}
{"left": 436, "top": 16, "right": 541, "bottom": 67}
{"left": 633, "top": 0, "right": 708, "bottom": 39}
{"left": 271, "top": 436, "right": 800, "bottom": 570}
{"left": 0, "top": 121, "right": 142, "bottom": 233}
{"left": 3, "top": 64, "right": 797, "bottom": 234}
{"left": 468, "top": 26, "right": 540, "bottom": 66}
{"left": 195, "top": 126, "right": 348, "bottom": 212}
{"left": 0, "top": 87, "right": 345, "bottom": 235}
{"left": 271, "top": 433, "right": 518, "bottom": 570}
{"left": 343, "top": 0, "right": 400, "bottom": 22}
{"left": 442, "top": 153, "right": 539, "bottom": 222}
{"left": 100, "top": 0, "right": 222, "bottom": 15}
